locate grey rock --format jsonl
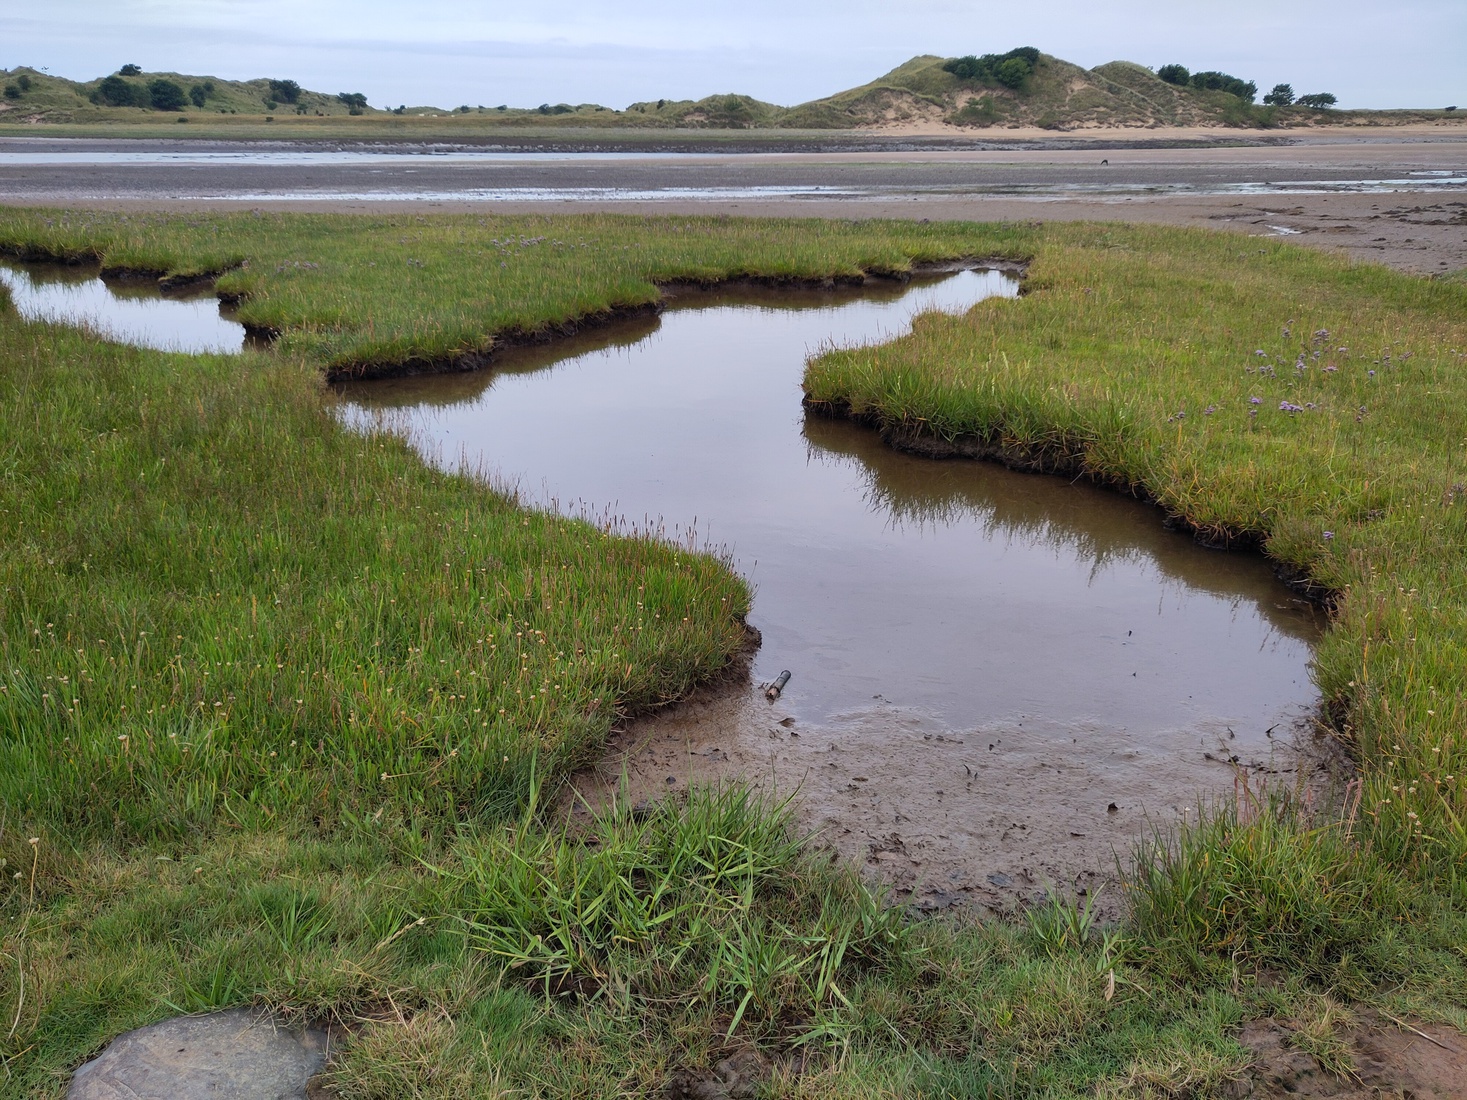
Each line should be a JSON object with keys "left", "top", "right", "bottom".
{"left": 69, "top": 1008, "right": 329, "bottom": 1100}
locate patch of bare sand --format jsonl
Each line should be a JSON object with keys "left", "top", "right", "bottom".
{"left": 1229, "top": 1010, "right": 1467, "bottom": 1099}
{"left": 570, "top": 671, "right": 1345, "bottom": 916}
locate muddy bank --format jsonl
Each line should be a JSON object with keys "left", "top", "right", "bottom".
{"left": 805, "top": 405, "right": 1343, "bottom": 614}
{"left": 1230, "top": 1010, "right": 1467, "bottom": 1099}
{"left": 325, "top": 261, "right": 1027, "bottom": 381}
{"left": 572, "top": 673, "right": 1346, "bottom": 917}
{"left": 588, "top": 402, "right": 1339, "bottom": 913}
{"left": 0, "top": 257, "right": 252, "bottom": 355}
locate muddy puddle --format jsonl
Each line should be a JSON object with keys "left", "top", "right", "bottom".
{"left": 0, "top": 258, "right": 247, "bottom": 354}
{"left": 339, "top": 270, "right": 1330, "bottom": 912}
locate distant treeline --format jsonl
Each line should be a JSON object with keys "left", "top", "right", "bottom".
{"left": 1156, "top": 63, "right": 1335, "bottom": 108}
{"left": 79, "top": 65, "right": 371, "bottom": 114}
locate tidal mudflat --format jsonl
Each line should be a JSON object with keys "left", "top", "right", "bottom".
{"left": 6, "top": 131, "right": 1461, "bottom": 274}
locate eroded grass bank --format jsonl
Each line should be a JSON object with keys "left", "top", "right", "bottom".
{"left": 1, "top": 211, "right": 1465, "bottom": 1097}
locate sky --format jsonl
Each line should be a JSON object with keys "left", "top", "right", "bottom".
{"left": 3, "top": 1, "right": 1463, "bottom": 111}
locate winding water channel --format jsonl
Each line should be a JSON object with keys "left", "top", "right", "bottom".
{"left": 5, "top": 257, "right": 1327, "bottom": 906}
{"left": 337, "top": 270, "right": 1319, "bottom": 731}
{"left": 0, "top": 259, "right": 246, "bottom": 354}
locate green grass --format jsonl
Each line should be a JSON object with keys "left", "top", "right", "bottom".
{"left": 0, "top": 300, "right": 757, "bottom": 844}
{"left": 1, "top": 211, "right": 1466, "bottom": 1096}
{"left": 0, "top": 209, "right": 1032, "bottom": 375}
{"left": 5, "top": 787, "right": 1461, "bottom": 1098}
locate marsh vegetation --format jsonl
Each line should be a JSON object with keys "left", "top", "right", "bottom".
{"left": 0, "top": 211, "right": 1464, "bottom": 1097}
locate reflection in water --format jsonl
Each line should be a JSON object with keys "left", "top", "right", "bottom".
{"left": 800, "top": 414, "right": 1320, "bottom": 627}
{"left": 0, "top": 260, "right": 246, "bottom": 355}
{"left": 338, "top": 270, "right": 1320, "bottom": 742}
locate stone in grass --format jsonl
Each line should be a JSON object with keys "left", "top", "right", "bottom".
{"left": 68, "top": 1008, "right": 329, "bottom": 1100}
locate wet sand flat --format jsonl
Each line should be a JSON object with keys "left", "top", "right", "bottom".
{"left": 3, "top": 129, "right": 1463, "bottom": 274}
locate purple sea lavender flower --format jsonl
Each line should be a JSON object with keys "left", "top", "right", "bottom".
{"left": 1323, "top": 531, "right": 1335, "bottom": 541}
{"left": 1249, "top": 396, "right": 1263, "bottom": 405}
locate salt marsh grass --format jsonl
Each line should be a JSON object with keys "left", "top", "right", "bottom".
{"left": 0, "top": 297, "right": 749, "bottom": 842}
{"left": 0, "top": 209, "right": 1031, "bottom": 375}
{"left": 1, "top": 211, "right": 1465, "bottom": 1096}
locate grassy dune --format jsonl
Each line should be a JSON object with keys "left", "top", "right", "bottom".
{"left": 1, "top": 211, "right": 1465, "bottom": 1097}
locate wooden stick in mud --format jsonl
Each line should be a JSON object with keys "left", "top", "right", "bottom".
{"left": 765, "top": 670, "right": 791, "bottom": 701}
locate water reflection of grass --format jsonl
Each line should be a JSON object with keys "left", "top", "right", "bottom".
{"left": 801, "top": 412, "right": 1323, "bottom": 641}
{"left": 0, "top": 213, "right": 1464, "bottom": 1097}
{"left": 803, "top": 408, "right": 1149, "bottom": 559}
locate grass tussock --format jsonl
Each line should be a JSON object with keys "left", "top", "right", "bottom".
{"left": 452, "top": 782, "right": 905, "bottom": 1042}
{"left": 1, "top": 210, "right": 1466, "bottom": 1096}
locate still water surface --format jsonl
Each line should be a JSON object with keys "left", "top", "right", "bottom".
{"left": 338, "top": 271, "right": 1321, "bottom": 737}
{"left": 0, "top": 260, "right": 245, "bottom": 354}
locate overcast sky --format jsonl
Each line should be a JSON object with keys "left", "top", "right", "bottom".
{"left": 4, "top": 1, "right": 1463, "bottom": 111}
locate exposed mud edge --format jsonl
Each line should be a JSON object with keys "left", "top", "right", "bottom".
{"left": 1228, "top": 1009, "right": 1467, "bottom": 1099}
{"left": 322, "top": 299, "right": 665, "bottom": 382}
{"left": 323, "top": 258, "right": 1032, "bottom": 382}
{"left": 803, "top": 397, "right": 1340, "bottom": 618}
{"left": 100, "top": 262, "right": 251, "bottom": 296}
{"left": 0, "top": 244, "right": 251, "bottom": 298}
{"left": 614, "top": 621, "right": 763, "bottom": 729}
{"left": 658, "top": 256, "right": 1028, "bottom": 296}
{"left": 558, "top": 621, "right": 762, "bottom": 780}
{"left": 0, "top": 241, "right": 102, "bottom": 266}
